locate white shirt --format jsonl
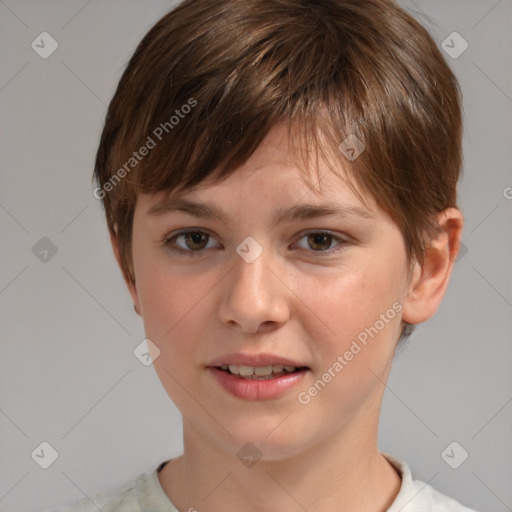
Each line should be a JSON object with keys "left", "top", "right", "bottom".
{"left": 47, "top": 453, "right": 479, "bottom": 511}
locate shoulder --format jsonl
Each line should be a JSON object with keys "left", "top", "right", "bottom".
{"left": 428, "top": 486, "right": 480, "bottom": 512}
{"left": 40, "top": 461, "right": 177, "bottom": 512}
{"left": 382, "top": 453, "right": 481, "bottom": 512}
{"left": 45, "top": 475, "right": 139, "bottom": 512}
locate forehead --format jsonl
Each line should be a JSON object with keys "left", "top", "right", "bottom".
{"left": 136, "top": 122, "right": 381, "bottom": 222}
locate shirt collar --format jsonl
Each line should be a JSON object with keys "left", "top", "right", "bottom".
{"left": 381, "top": 452, "right": 433, "bottom": 511}
{"left": 138, "top": 455, "right": 433, "bottom": 512}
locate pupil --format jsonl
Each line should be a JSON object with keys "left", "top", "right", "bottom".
{"left": 187, "top": 232, "right": 207, "bottom": 249}
{"left": 310, "top": 233, "right": 330, "bottom": 250}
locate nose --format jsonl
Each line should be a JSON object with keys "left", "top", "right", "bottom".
{"left": 218, "top": 244, "right": 290, "bottom": 334}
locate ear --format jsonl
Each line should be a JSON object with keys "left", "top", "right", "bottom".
{"left": 109, "top": 226, "right": 141, "bottom": 316}
{"left": 402, "top": 208, "right": 464, "bottom": 325}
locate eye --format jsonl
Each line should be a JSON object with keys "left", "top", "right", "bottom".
{"left": 164, "top": 230, "right": 219, "bottom": 256}
{"left": 294, "top": 230, "right": 348, "bottom": 255}
{"left": 163, "top": 229, "right": 349, "bottom": 257}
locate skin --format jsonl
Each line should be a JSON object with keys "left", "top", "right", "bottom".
{"left": 110, "top": 123, "right": 463, "bottom": 512}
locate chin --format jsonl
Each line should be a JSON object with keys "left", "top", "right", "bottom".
{"left": 220, "top": 423, "right": 311, "bottom": 461}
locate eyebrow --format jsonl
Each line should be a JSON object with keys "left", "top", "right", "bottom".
{"left": 146, "top": 197, "right": 375, "bottom": 225}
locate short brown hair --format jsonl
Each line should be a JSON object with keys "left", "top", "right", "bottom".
{"left": 93, "top": 0, "right": 463, "bottom": 339}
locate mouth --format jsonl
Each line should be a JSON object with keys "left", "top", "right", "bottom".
{"left": 214, "top": 364, "right": 309, "bottom": 380}
{"left": 207, "top": 353, "right": 311, "bottom": 399}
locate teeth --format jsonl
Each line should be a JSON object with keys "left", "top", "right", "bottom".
{"left": 223, "top": 364, "right": 299, "bottom": 376}
{"left": 238, "top": 365, "right": 254, "bottom": 376}
{"left": 254, "top": 365, "right": 273, "bottom": 376}
{"left": 228, "top": 364, "right": 240, "bottom": 374}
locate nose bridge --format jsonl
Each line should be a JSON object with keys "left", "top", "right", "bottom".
{"left": 218, "top": 238, "right": 289, "bottom": 331}
{"left": 230, "top": 240, "right": 274, "bottom": 308}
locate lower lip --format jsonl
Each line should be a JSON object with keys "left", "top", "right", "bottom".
{"left": 208, "top": 367, "right": 308, "bottom": 401}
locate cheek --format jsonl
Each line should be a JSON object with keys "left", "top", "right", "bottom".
{"left": 135, "top": 266, "right": 190, "bottom": 352}
{"left": 137, "top": 266, "right": 212, "bottom": 409}
{"left": 136, "top": 253, "right": 212, "bottom": 334}
{"left": 293, "top": 267, "right": 403, "bottom": 424}
{"left": 299, "top": 255, "right": 404, "bottom": 369}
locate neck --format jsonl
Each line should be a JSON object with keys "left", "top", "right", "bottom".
{"left": 159, "top": 412, "right": 401, "bottom": 512}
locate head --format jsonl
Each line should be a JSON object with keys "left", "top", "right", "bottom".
{"left": 94, "top": 0, "right": 464, "bottom": 460}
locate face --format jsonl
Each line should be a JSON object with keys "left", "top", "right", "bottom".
{"left": 127, "top": 124, "right": 414, "bottom": 461}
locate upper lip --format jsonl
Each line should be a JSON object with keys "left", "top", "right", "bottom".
{"left": 207, "top": 352, "right": 309, "bottom": 368}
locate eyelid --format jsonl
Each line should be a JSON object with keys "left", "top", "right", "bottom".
{"left": 293, "top": 229, "right": 350, "bottom": 255}
{"left": 163, "top": 228, "right": 221, "bottom": 256}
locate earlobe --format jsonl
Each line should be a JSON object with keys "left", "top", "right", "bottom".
{"left": 401, "top": 208, "right": 464, "bottom": 326}
{"left": 109, "top": 227, "right": 141, "bottom": 316}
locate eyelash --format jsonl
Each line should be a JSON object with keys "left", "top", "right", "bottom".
{"left": 163, "top": 229, "right": 349, "bottom": 257}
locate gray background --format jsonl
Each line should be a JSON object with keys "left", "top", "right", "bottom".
{"left": 0, "top": 1, "right": 511, "bottom": 511}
